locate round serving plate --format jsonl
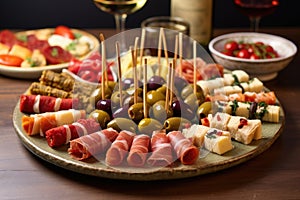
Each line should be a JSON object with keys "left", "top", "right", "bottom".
{"left": 13, "top": 98, "right": 284, "bottom": 181}
{"left": 0, "top": 28, "right": 100, "bottom": 79}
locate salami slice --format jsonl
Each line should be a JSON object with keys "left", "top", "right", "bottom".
{"left": 147, "top": 130, "right": 174, "bottom": 167}
{"left": 19, "top": 94, "right": 78, "bottom": 114}
{"left": 127, "top": 134, "right": 150, "bottom": 167}
{"left": 22, "top": 109, "right": 86, "bottom": 136}
{"left": 168, "top": 131, "right": 199, "bottom": 165}
{"left": 68, "top": 128, "right": 118, "bottom": 160}
{"left": 42, "top": 46, "right": 73, "bottom": 64}
{"left": 45, "top": 118, "right": 100, "bottom": 148}
{"left": 105, "top": 130, "right": 136, "bottom": 166}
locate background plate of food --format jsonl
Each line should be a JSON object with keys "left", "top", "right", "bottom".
{"left": 0, "top": 26, "right": 100, "bottom": 79}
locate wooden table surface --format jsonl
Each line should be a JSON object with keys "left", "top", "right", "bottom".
{"left": 0, "top": 28, "right": 299, "bottom": 200}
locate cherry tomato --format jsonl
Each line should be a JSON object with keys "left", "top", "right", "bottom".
{"left": 224, "top": 41, "right": 238, "bottom": 51}
{"left": 0, "top": 54, "right": 24, "bottom": 66}
{"left": 237, "top": 49, "right": 250, "bottom": 59}
{"left": 54, "top": 25, "right": 75, "bottom": 39}
{"left": 222, "top": 50, "right": 233, "bottom": 56}
{"left": 250, "top": 54, "right": 261, "bottom": 60}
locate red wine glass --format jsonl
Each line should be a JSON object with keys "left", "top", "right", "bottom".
{"left": 234, "top": 0, "right": 279, "bottom": 32}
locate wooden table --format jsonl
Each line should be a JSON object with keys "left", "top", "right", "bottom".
{"left": 1, "top": 28, "right": 299, "bottom": 199}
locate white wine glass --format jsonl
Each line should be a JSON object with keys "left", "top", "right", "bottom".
{"left": 93, "top": 0, "right": 148, "bottom": 33}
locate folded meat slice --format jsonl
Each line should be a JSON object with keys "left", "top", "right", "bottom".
{"left": 68, "top": 128, "right": 118, "bottom": 160}
{"left": 127, "top": 134, "right": 150, "bottom": 167}
{"left": 147, "top": 130, "right": 174, "bottom": 167}
{"left": 45, "top": 118, "right": 100, "bottom": 148}
{"left": 168, "top": 131, "right": 199, "bottom": 165}
{"left": 19, "top": 94, "right": 78, "bottom": 114}
{"left": 105, "top": 130, "right": 136, "bottom": 166}
{"left": 22, "top": 109, "right": 86, "bottom": 136}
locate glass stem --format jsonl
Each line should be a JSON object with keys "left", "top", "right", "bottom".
{"left": 249, "top": 16, "right": 261, "bottom": 32}
{"left": 114, "top": 14, "right": 127, "bottom": 33}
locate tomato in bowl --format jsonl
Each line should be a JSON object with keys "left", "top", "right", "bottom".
{"left": 208, "top": 32, "right": 297, "bottom": 81}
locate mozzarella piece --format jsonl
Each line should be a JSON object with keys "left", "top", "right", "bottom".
{"left": 210, "top": 112, "right": 231, "bottom": 131}
{"left": 182, "top": 124, "right": 210, "bottom": 147}
{"left": 48, "top": 34, "right": 72, "bottom": 49}
{"left": 232, "top": 70, "right": 249, "bottom": 82}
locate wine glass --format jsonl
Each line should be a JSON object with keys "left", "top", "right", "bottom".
{"left": 233, "top": 0, "right": 279, "bottom": 32}
{"left": 93, "top": 0, "right": 148, "bottom": 33}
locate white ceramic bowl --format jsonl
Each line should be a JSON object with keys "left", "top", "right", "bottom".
{"left": 208, "top": 32, "right": 297, "bottom": 81}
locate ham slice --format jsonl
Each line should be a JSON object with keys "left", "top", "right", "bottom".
{"left": 147, "top": 130, "right": 174, "bottom": 167}
{"left": 45, "top": 118, "right": 100, "bottom": 148}
{"left": 19, "top": 94, "right": 78, "bottom": 114}
{"left": 22, "top": 109, "right": 86, "bottom": 136}
{"left": 168, "top": 131, "right": 199, "bottom": 165}
{"left": 68, "top": 128, "right": 118, "bottom": 160}
{"left": 127, "top": 134, "right": 150, "bottom": 167}
{"left": 105, "top": 130, "right": 136, "bottom": 166}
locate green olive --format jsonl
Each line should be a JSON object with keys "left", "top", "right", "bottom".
{"left": 110, "top": 91, "right": 128, "bottom": 108}
{"left": 107, "top": 81, "right": 116, "bottom": 91}
{"left": 149, "top": 100, "right": 173, "bottom": 123}
{"left": 197, "top": 101, "right": 212, "bottom": 118}
{"left": 89, "top": 109, "right": 111, "bottom": 129}
{"left": 156, "top": 85, "right": 167, "bottom": 95}
{"left": 138, "top": 118, "right": 163, "bottom": 135}
{"left": 146, "top": 90, "right": 166, "bottom": 106}
{"left": 184, "top": 91, "right": 205, "bottom": 112}
{"left": 126, "top": 87, "right": 143, "bottom": 97}
{"left": 128, "top": 102, "right": 148, "bottom": 123}
{"left": 123, "top": 95, "right": 143, "bottom": 107}
{"left": 107, "top": 118, "right": 137, "bottom": 133}
{"left": 89, "top": 87, "right": 112, "bottom": 106}
{"left": 164, "top": 117, "right": 191, "bottom": 132}
{"left": 181, "top": 84, "right": 203, "bottom": 100}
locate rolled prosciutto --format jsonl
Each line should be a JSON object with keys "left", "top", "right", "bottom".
{"left": 105, "top": 130, "right": 136, "bottom": 166}
{"left": 147, "top": 130, "right": 174, "bottom": 167}
{"left": 45, "top": 118, "right": 100, "bottom": 148}
{"left": 19, "top": 94, "right": 79, "bottom": 114}
{"left": 68, "top": 128, "right": 118, "bottom": 160}
{"left": 127, "top": 134, "right": 150, "bottom": 167}
{"left": 168, "top": 131, "right": 199, "bottom": 165}
{"left": 22, "top": 109, "right": 86, "bottom": 136}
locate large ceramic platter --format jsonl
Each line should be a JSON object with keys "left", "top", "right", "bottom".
{"left": 13, "top": 97, "right": 284, "bottom": 181}
{"left": 0, "top": 28, "right": 100, "bottom": 79}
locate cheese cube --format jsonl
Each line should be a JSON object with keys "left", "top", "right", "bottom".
{"left": 204, "top": 128, "right": 233, "bottom": 155}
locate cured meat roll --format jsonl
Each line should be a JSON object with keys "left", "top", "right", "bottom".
{"left": 22, "top": 109, "right": 86, "bottom": 136}
{"left": 168, "top": 131, "right": 199, "bottom": 165}
{"left": 45, "top": 118, "right": 100, "bottom": 148}
{"left": 127, "top": 134, "right": 150, "bottom": 167}
{"left": 68, "top": 128, "right": 118, "bottom": 160}
{"left": 19, "top": 94, "right": 79, "bottom": 114}
{"left": 105, "top": 130, "right": 136, "bottom": 166}
{"left": 147, "top": 130, "right": 174, "bottom": 167}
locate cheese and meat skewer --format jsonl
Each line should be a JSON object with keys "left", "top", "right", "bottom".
{"left": 147, "top": 130, "right": 174, "bottom": 167}
{"left": 19, "top": 94, "right": 79, "bottom": 114}
{"left": 45, "top": 118, "right": 100, "bottom": 148}
{"left": 214, "top": 100, "right": 280, "bottom": 123}
{"left": 22, "top": 109, "right": 86, "bottom": 136}
{"left": 68, "top": 128, "right": 118, "bottom": 161}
